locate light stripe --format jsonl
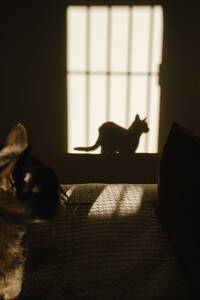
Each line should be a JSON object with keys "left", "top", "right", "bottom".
{"left": 126, "top": 6, "right": 133, "bottom": 127}
{"left": 106, "top": 6, "right": 112, "bottom": 121}
{"left": 145, "top": 6, "right": 154, "bottom": 152}
{"left": 85, "top": 6, "right": 91, "bottom": 146}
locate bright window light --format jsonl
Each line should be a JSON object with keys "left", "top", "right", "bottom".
{"left": 66, "top": 5, "right": 163, "bottom": 153}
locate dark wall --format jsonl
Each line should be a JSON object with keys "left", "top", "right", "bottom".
{"left": 1, "top": 0, "right": 200, "bottom": 181}
{"left": 0, "top": 0, "right": 66, "bottom": 168}
{"left": 159, "top": 0, "right": 200, "bottom": 150}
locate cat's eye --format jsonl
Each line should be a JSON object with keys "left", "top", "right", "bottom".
{"left": 24, "top": 172, "right": 32, "bottom": 183}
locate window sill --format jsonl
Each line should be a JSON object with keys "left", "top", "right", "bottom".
{"left": 59, "top": 153, "right": 159, "bottom": 184}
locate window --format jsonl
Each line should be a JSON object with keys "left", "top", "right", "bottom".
{"left": 66, "top": 5, "right": 163, "bottom": 153}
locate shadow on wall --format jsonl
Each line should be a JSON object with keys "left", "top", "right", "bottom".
{"left": 74, "top": 114, "right": 149, "bottom": 155}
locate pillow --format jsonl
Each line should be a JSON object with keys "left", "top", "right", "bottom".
{"left": 157, "top": 122, "right": 200, "bottom": 293}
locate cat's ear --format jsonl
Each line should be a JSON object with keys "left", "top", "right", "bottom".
{"left": 0, "top": 123, "right": 28, "bottom": 168}
{"left": 135, "top": 114, "right": 140, "bottom": 121}
{"left": 143, "top": 117, "right": 147, "bottom": 121}
{"left": 4, "top": 123, "right": 28, "bottom": 153}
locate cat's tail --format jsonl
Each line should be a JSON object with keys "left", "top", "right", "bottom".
{"left": 74, "top": 138, "right": 100, "bottom": 152}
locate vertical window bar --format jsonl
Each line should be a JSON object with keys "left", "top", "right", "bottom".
{"left": 86, "top": 6, "right": 91, "bottom": 146}
{"left": 126, "top": 6, "right": 133, "bottom": 127}
{"left": 145, "top": 6, "right": 154, "bottom": 152}
{"left": 106, "top": 6, "right": 112, "bottom": 121}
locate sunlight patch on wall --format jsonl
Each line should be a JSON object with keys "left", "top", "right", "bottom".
{"left": 66, "top": 5, "right": 163, "bottom": 153}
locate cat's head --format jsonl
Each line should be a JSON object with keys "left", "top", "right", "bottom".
{"left": 0, "top": 124, "right": 61, "bottom": 223}
{"left": 135, "top": 114, "right": 149, "bottom": 133}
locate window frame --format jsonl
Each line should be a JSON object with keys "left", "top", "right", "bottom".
{"left": 62, "top": 0, "right": 163, "bottom": 184}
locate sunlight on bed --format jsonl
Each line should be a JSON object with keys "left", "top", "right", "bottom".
{"left": 88, "top": 184, "right": 144, "bottom": 217}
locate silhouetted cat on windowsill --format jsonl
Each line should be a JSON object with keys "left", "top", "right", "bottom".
{"left": 74, "top": 114, "right": 149, "bottom": 155}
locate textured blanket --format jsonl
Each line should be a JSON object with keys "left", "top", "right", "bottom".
{"left": 19, "top": 184, "right": 191, "bottom": 299}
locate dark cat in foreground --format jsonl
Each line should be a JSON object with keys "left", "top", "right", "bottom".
{"left": 74, "top": 114, "right": 149, "bottom": 155}
{"left": 0, "top": 124, "right": 61, "bottom": 300}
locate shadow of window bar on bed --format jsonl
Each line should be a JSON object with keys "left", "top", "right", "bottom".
{"left": 66, "top": 5, "right": 163, "bottom": 153}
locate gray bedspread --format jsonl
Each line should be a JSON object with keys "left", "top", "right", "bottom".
{"left": 20, "top": 184, "right": 191, "bottom": 299}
